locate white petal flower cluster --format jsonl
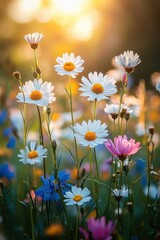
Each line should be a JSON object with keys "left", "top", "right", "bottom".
{"left": 74, "top": 120, "right": 108, "bottom": 148}
{"left": 112, "top": 186, "right": 130, "bottom": 198}
{"left": 104, "top": 104, "right": 120, "bottom": 115}
{"left": 156, "top": 82, "right": 160, "bottom": 92}
{"left": 115, "top": 50, "right": 141, "bottom": 71}
{"left": 24, "top": 32, "right": 44, "bottom": 49}
{"left": 121, "top": 104, "right": 133, "bottom": 114}
{"left": 64, "top": 186, "right": 91, "bottom": 206}
{"left": 16, "top": 79, "right": 56, "bottom": 106}
{"left": 54, "top": 53, "right": 84, "bottom": 78}
{"left": 79, "top": 72, "right": 117, "bottom": 101}
{"left": 18, "top": 141, "right": 47, "bottom": 165}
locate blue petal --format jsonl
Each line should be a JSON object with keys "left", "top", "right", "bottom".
{"left": 0, "top": 110, "right": 7, "bottom": 125}
{"left": 3, "top": 127, "right": 13, "bottom": 137}
{"left": 7, "top": 136, "right": 16, "bottom": 148}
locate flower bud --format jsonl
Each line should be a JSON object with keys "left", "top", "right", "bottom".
{"left": 36, "top": 66, "right": 41, "bottom": 75}
{"left": 52, "top": 140, "right": 57, "bottom": 151}
{"left": 111, "top": 113, "right": 118, "bottom": 120}
{"left": 31, "top": 43, "right": 38, "bottom": 49}
{"left": 124, "top": 113, "right": 130, "bottom": 121}
{"left": 13, "top": 71, "right": 21, "bottom": 80}
{"left": 125, "top": 67, "right": 134, "bottom": 74}
{"left": 47, "top": 107, "right": 51, "bottom": 115}
{"left": 33, "top": 72, "right": 38, "bottom": 78}
{"left": 148, "top": 125, "right": 155, "bottom": 135}
{"left": 120, "top": 108, "right": 127, "bottom": 118}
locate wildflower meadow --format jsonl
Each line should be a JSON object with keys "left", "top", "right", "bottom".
{"left": 0, "top": 32, "right": 160, "bottom": 240}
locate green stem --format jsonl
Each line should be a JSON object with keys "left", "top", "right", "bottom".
{"left": 18, "top": 78, "right": 27, "bottom": 146}
{"left": 37, "top": 106, "right": 46, "bottom": 178}
{"left": 104, "top": 155, "right": 114, "bottom": 215}
{"left": 75, "top": 206, "right": 79, "bottom": 240}
{"left": 113, "top": 119, "right": 116, "bottom": 137}
{"left": 89, "top": 150, "right": 99, "bottom": 217}
{"left": 45, "top": 110, "right": 58, "bottom": 178}
{"left": 58, "top": 180, "right": 73, "bottom": 237}
{"left": 124, "top": 120, "right": 128, "bottom": 135}
{"left": 68, "top": 77, "right": 79, "bottom": 185}
{"left": 117, "top": 81, "right": 126, "bottom": 135}
{"left": 28, "top": 166, "right": 35, "bottom": 240}
{"left": 36, "top": 107, "right": 50, "bottom": 226}
{"left": 137, "top": 134, "right": 154, "bottom": 235}
{"left": 34, "top": 49, "right": 41, "bottom": 78}
{"left": 94, "top": 148, "right": 99, "bottom": 179}
{"left": 93, "top": 99, "right": 97, "bottom": 120}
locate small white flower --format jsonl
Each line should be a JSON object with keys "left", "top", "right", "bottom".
{"left": 121, "top": 104, "right": 133, "bottom": 114}
{"left": 112, "top": 186, "right": 129, "bottom": 198}
{"left": 54, "top": 53, "right": 84, "bottom": 78}
{"left": 114, "top": 208, "right": 122, "bottom": 216}
{"left": 115, "top": 50, "right": 141, "bottom": 73}
{"left": 79, "top": 72, "right": 117, "bottom": 101}
{"left": 144, "top": 184, "right": 160, "bottom": 199}
{"left": 18, "top": 141, "right": 47, "bottom": 165}
{"left": 156, "top": 82, "right": 160, "bottom": 92}
{"left": 104, "top": 104, "right": 120, "bottom": 115}
{"left": 16, "top": 79, "right": 56, "bottom": 106}
{"left": 74, "top": 120, "right": 108, "bottom": 148}
{"left": 135, "top": 123, "right": 145, "bottom": 136}
{"left": 24, "top": 32, "right": 44, "bottom": 49}
{"left": 64, "top": 186, "right": 91, "bottom": 206}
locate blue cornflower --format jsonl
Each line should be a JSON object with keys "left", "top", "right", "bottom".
{"left": 35, "top": 170, "right": 71, "bottom": 201}
{"left": 0, "top": 163, "right": 15, "bottom": 180}
{"left": 7, "top": 136, "right": 16, "bottom": 148}
{"left": 0, "top": 110, "right": 7, "bottom": 125}
{"left": 3, "top": 127, "right": 16, "bottom": 149}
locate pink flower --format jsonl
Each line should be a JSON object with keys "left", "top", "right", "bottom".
{"left": 105, "top": 135, "right": 141, "bottom": 161}
{"left": 80, "top": 217, "right": 115, "bottom": 240}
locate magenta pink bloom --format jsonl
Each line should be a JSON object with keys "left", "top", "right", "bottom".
{"left": 79, "top": 217, "right": 115, "bottom": 240}
{"left": 105, "top": 135, "right": 141, "bottom": 161}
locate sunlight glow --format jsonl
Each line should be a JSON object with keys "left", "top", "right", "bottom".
{"left": 8, "top": 0, "right": 42, "bottom": 23}
{"left": 52, "top": 0, "right": 87, "bottom": 16}
{"left": 67, "top": 11, "right": 101, "bottom": 41}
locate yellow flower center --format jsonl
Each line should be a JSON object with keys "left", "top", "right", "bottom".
{"left": 63, "top": 62, "right": 75, "bottom": 72}
{"left": 30, "top": 90, "right": 42, "bottom": 100}
{"left": 85, "top": 131, "right": 96, "bottom": 141}
{"left": 73, "top": 194, "right": 83, "bottom": 202}
{"left": 91, "top": 83, "right": 104, "bottom": 94}
{"left": 28, "top": 150, "right": 38, "bottom": 159}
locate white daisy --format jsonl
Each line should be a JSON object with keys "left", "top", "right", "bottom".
{"left": 24, "top": 32, "right": 44, "bottom": 49}
{"left": 104, "top": 104, "right": 120, "bottom": 115}
{"left": 74, "top": 119, "right": 108, "bottom": 148}
{"left": 18, "top": 141, "right": 48, "bottom": 165}
{"left": 156, "top": 82, "right": 160, "bottom": 92}
{"left": 79, "top": 72, "right": 117, "bottom": 101}
{"left": 112, "top": 186, "right": 130, "bottom": 199}
{"left": 144, "top": 184, "right": 160, "bottom": 199}
{"left": 16, "top": 78, "right": 56, "bottom": 106}
{"left": 54, "top": 53, "right": 84, "bottom": 78}
{"left": 121, "top": 104, "right": 133, "bottom": 114}
{"left": 115, "top": 50, "right": 141, "bottom": 73}
{"left": 64, "top": 186, "right": 91, "bottom": 206}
